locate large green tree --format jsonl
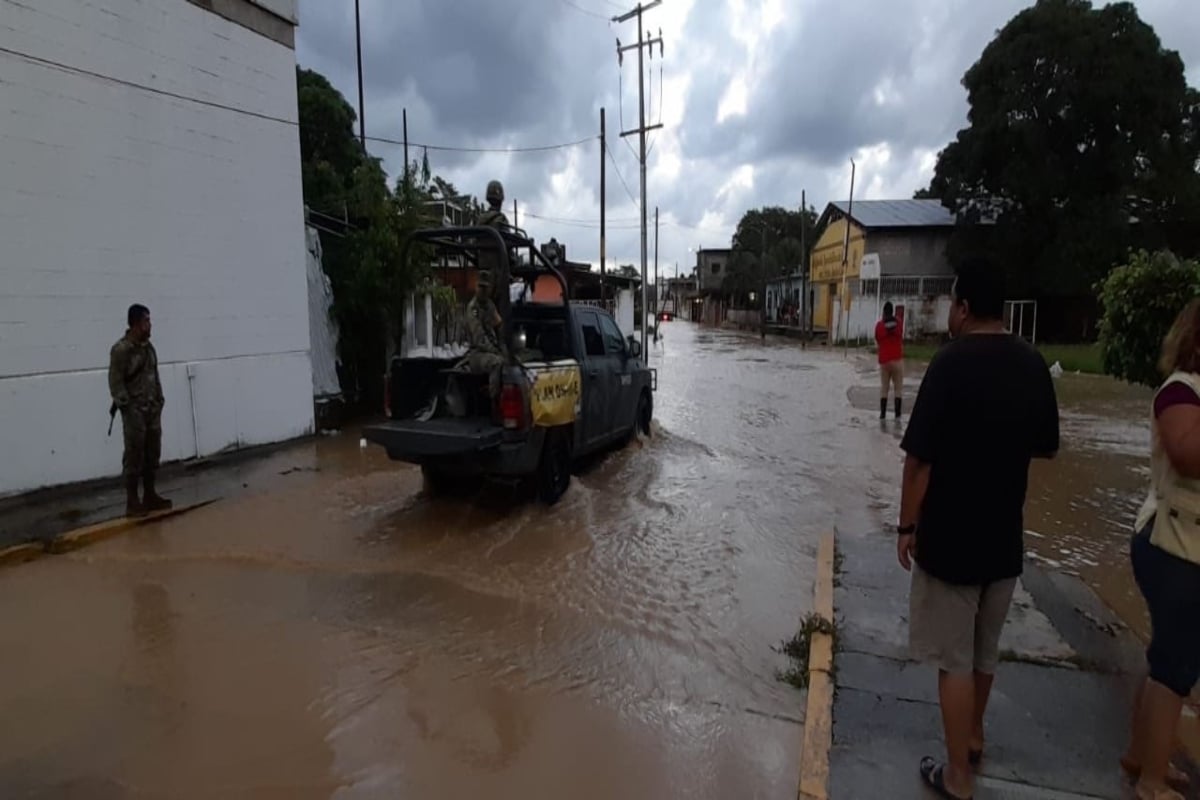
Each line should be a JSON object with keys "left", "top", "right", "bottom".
{"left": 297, "top": 67, "right": 452, "bottom": 409}
{"left": 724, "top": 204, "right": 823, "bottom": 305}
{"left": 929, "top": 0, "right": 1200, "bottom": 298}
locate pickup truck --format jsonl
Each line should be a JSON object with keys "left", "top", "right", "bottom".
{"left": 363, "top": 226, "right": 656, "bottom": 504}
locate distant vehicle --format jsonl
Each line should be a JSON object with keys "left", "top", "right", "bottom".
{"left": 363, "top": 226, "right": 656, "bottom": 504}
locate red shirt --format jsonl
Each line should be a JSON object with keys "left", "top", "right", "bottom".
{"left": 875, "top": 317, "right": 903, "bottom": 364}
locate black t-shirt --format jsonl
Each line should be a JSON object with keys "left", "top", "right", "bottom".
{"left": 900, "top": 333, "right": 1060, "bottom": 585}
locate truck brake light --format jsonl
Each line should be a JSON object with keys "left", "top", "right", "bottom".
{"left": 499, "top": 384, "right": 524, "bottom": 430}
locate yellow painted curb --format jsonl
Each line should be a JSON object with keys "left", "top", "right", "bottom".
{"left": 798, "top": 532, "right": 836, "bottom": 800}
{"left": 46, "top": 500, "right": 218, "bottom": 555}
{"left": 0, "top": 542, "right": 45, "bottom": 568}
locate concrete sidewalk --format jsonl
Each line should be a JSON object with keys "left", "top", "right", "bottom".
{"left": 0, "top": 434, "right": 335, "bottom": 550}
{"left": 830, "top": 528, "right": 1180, "bottom": 800}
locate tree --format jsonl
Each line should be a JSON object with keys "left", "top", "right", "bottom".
{"left": 930, "top": 0, "right": 1200, "bottom": 299}
{"left": 1098, "top": 250, "right": 1200, "bottom": 387}
{"left": 725, "top": 204, "right": 824, "bottom": 304}
{"left": 297, "top": 67, "right": 442, "bottom": 409}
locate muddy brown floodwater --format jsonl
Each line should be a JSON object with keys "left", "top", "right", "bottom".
{"left": 0, "top": 324, "right": 893, "bottom": 800}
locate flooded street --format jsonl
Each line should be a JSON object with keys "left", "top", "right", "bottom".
{"left": 0, "top": 324, "right": 888, "bottom": 800}
{"left": 0, "top": 324, "right": 1158, "bottom": 798}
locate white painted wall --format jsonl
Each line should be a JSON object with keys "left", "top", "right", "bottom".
{"left": 0, "top": 0, "right": 311, "bottom": 496}
{"left": 832, "top": 292, "right": 953, "bottom": 343}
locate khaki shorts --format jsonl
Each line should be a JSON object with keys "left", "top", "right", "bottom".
{"left": 880, "top": 360, "right": 903, "bottom": 398}
{"left": 909, "top": 564, "right": 1016, "bottom": 675}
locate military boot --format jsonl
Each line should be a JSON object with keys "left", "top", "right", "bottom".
{"left": 142, "top": 472, "right": 173, "bottom": 512}
{"left": 126, "top": 476, "right": 147, "bottom": 518}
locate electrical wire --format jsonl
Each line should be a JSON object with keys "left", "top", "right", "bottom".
{"left": 558, "top": 0, "right": 610, "bottom": 20}
{"left": 0, "top": 43, "right": 596, "bottom": 155}
{"left": 604, "top": 140, "right": 641, "bottom": 209}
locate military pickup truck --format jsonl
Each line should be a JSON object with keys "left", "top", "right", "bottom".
{"left": 363, "top": 226, "right": 656, "bottom": 504}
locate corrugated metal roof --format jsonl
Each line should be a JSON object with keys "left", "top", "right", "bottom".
{"left": 830, "top": 199, "right": 955, "bottom": 228}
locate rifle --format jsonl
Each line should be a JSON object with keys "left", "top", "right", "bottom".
{"left": 108, "top": 403, "right": 117, "bottom": 437}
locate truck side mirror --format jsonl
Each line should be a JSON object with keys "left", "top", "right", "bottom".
{"left": 627, "top": 337, "right": 643, "bottom": 359}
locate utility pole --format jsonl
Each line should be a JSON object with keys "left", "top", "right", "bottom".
{"left": 513, "top": 199, "right": 519, "bottom": 230}
{"left": 600, "top": 107, "right": 607, "bottom": 304}
{"left": 402, "top": 108, "right": 409, "bottom": 187}
{"left": 842, "top": 160, "right": 856, "bottom": 356}
{"left": 354, "top": 0, "right": 366, "bottom": 151}
{"left": 800, "top": 188, "right": 807, "bottom": 341}
{"left": 614, "top": 0, "right": 664, "bottom": 355}
{"left": 654, "top": 205, "right": 659, "bottom": 316}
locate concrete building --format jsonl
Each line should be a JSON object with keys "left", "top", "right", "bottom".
{"left": 809, "top": 200, "right": 957, "bottom": 343}
{"left": 0, "top": 0, "right": 311, "bottom": 496}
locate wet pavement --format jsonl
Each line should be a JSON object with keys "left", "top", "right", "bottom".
{"left": 0, "top": 325, "right": 1164, "bottom": 798}
{"left": 0, "top": 324, "right": 892, "bottom": 800}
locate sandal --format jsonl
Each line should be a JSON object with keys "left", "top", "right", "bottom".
{"left": 1120, "top": 756, "right": 1191, "bottom": 792}
{"left": 919, "top": 756, "right": 973, "bottom": 800}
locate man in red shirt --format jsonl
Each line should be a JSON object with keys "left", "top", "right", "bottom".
{"left": 876, "top": 301, "right": 904, "bottom": 419}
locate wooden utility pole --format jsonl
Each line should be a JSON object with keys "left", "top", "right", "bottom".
{"left": 600, "top": 107, "right": 607, "bottom": 303}
{"left": 614, "top": 1, "right": 664, "bottom": 355}
{"left": 513, "top": 199, "right": 519, "bottom": 230}
{"left": 354, "top": 0, "right": 366, "bottom": 151}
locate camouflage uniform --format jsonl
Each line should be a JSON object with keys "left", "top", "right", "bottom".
{"left": 464, "top": 294, "right": 506, "bottom": 397}
{"left": 108, "top": 332, "right": 165, "bottom": 482}
{"left": 478, "top": 180, "right": 512, "bottom": 325}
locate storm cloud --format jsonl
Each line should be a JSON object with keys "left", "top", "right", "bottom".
{"left": 296, "top": 0, "right": 1199, "bottom": 274}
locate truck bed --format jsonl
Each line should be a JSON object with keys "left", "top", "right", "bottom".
{"left": 363, "top": 417, "right": 504, "bottom": 459}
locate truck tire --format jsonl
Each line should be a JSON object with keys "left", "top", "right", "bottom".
{"left": 636, "top": 390, "right": 653, "bottom": 437}
{"left": 536, "top": 429, "right": 571, "bottom": 505}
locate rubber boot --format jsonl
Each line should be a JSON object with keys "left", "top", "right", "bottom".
{"left": 126, "top": 476, "right": 147, "bottom": 518}
{"left": 895, "top": 398, "right": 903, "bottom": 420}
{"left": 880, "top": 398, "right": 888, "bottom": 420}
{"left": 143, "top": 472, "right": 173, "bottom": 512}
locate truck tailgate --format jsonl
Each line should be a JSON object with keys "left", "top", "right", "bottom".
{"left": 363, "top": 418, "right": 505, "bottom": 458}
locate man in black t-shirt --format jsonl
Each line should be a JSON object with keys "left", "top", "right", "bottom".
{"left": 897, "top": 257, "right": 1059, "bottom": 800}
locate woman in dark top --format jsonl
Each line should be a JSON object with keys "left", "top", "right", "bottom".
{"left": 1122, "top": 299, "right": 1200, "bottom": 800}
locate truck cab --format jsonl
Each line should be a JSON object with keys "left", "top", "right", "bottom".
{"left": 363, "top": 226, "right": 655, "bottom": 504}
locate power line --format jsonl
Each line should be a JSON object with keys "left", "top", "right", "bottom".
{"left": 604, "top": 139, "right": 640, "bottom": 208}
{"left": 526, "top": 210, "right": 641, "bottom": 225}
{"left": 0, "top": 43, "right": 596, "bottom": 156}
{"left": 558, "top": 0, "right": 610, "bottom": 20}
{"left": 525, "top": 211, "right": 641, "bottom": 229}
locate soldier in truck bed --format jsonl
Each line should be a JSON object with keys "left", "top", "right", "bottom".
{"left": 108, "top": 303, "right": 172, "bottom": 517}
{"left": 462, "top": 269, "right": 507, "bottom": 399}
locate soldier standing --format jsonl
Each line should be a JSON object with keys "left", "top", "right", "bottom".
{"left": 109, "top": 304, "right": 172, "bottom": 517}
{"left": 477, "top": 180, "right": 512, "bottom": 325}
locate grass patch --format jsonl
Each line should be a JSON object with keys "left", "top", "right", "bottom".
{"left": 773, "top": 613, "right": 837, "bottom": 690}
{"left": 903, "top": 341, "right": 1103, "bottom": 375}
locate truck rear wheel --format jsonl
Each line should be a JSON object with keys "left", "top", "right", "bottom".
{"left": 536, "top": 429, "right": 571, "bottom": 505}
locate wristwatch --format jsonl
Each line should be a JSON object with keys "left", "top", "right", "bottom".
{"left": 896, "top": 523, "right": 917, "bottom": 536}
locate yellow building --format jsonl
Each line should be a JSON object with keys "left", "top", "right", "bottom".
{"left": 808, "top": 200, "right": 957, "bottom": 337}
{"left": 809, "top": 217, "right": 866, "bottom": 331}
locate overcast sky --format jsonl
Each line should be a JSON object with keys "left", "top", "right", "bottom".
{"left": 295, "top": 0, "right": 1199, "bottom": 276}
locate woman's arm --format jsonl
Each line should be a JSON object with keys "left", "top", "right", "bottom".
{"left": 1160, "top": 404, "right": 1200, "bottom": 479}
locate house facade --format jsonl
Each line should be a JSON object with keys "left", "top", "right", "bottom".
{"left": 0, "top": 0, "right": 310, "bottom": 496}
{"left": 809, "top": 200, "right": 957, "bottom": 343}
